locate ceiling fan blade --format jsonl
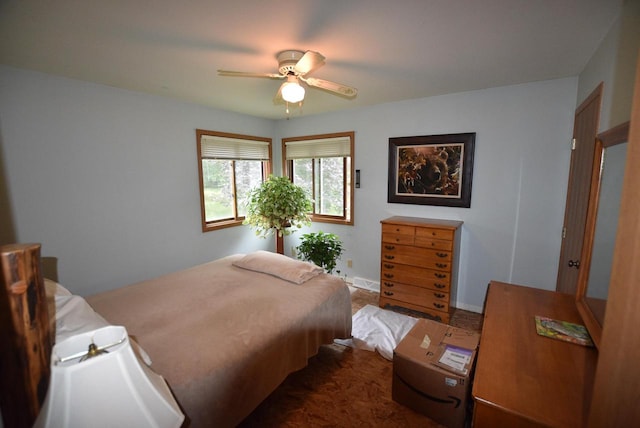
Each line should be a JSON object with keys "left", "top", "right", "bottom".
{"left": 301, "top": 77, "right": 357, "bottom": 98}
{"left": 217, "top": 70, "right": 283, "bottom": 79}
{"left": 294, "top": 51, "right": 325, "bottom": 75}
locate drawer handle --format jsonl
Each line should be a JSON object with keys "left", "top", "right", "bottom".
{"left": 384, "top": 291, "right": 394, "bottom": 296}
{"left": 432, "top": 232, "right": 437, "bottom": 236}
{"left": 436, "top": 252, "right": 448, "bottom": 258}
{"left": 384, "top": 282, "right": 394, "bottom": 287}
{"left": 435, "top": 273, "right": 447, "bottom": 279}
{"left": 436, "top": 263, "right": 448, "bottom": 269}
{"left": 384, "top": 263, "right": 394, "bottom": 269}
{"left": 434, "top": 292, "right": 445, "bottom": 299}
{"left": 384, "top": 255, "right": 395, "bottom": 260}
{"left": 384, "top": 273, "right": 394, "bottom": 279}
{"left": 433, "top": 303, "right": 445, "bottom": 309}
{"left": 385, "top": 245, "right": 395, "bottom": 250}
{"left": 434, "top": 283, "right": 446, "bottom": 289}
{"left": 395, "top": 228, "right": 401, "bottom": 232}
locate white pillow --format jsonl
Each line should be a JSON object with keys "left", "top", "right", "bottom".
{"left": 232, "top": 250, "right": 324, "bottom": 284}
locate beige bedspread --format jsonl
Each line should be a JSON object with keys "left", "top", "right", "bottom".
{"left": 86, "top": 254, "right": 352, "bottom": 427}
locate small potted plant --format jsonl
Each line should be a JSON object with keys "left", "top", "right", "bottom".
{"left": 244, "top": 175, "right": 313, "bottom": 254}
{"left": 296, "top": 231, "right": 344, "bottom": 274}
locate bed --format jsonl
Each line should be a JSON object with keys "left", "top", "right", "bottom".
{"left": 0, "top": 244, "right": 352, "bottom": 427}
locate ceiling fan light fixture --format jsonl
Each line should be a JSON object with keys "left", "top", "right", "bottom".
{"left": 218, "top": 49, "right": 357, "bottom": 116}
{"left": 281, "top": 76, "right": 305, "bottom": 103}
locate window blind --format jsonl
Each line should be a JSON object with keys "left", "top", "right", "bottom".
{"left": 284, "top": 136, "right": 351, "bottom": 159}
{"left": 200, "top": 135, "right": 270, "bottom": 160}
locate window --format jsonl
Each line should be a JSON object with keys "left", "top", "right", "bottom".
{"left": 283, "top": 132, "right": 354, "bottom": 225}
{"left": 197, "top": 129, "right": 272, "bottom": 232}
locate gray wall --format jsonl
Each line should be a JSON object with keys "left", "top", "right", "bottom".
{"left": 278, "top": 78, "right": 577, "bottom": 311}
{"left": 1, "top": 65, "right": 576, "bottom": 311}
{"left": 0, "top": 66, "right": 276, "bottom": 296}
{"left": 578, "top": 0, "right": 640, "bottom": 129}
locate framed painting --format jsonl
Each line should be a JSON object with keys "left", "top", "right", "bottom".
{"left": 388, "top": 133, "right": 475, "bottom": 207}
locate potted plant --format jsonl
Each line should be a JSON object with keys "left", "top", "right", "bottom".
{"left": 244, "top": 175, "right": 313, "bottom": 254}
{"left": 296, "top": 231, "right": 344, "bottom": 274}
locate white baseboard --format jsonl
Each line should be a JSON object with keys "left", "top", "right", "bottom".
{"left": 351, "top": 276, "right": 380, "bottom": 292}
{"left": 454, "top": 302, "right": 483, "bottom": 314}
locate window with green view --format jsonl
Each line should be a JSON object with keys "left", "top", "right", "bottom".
{"left": 283, "top": 132, "right": 354, "bottom": 225}
{"left": 197, "top": 130, "right": 272, "bottom": 232}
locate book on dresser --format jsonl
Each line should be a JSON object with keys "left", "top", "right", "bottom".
{"left": 379, "top": 216, "right": 462, "bottom": 323}
{"left": 534, "top": 315, "right": 594, "bottom": 347}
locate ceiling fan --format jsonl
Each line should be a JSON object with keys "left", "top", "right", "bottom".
{"left": 218, "top": 50, "right": 357, "bottom": 112}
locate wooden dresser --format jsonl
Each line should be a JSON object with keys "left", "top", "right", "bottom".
{"left": 379, "top": 216, "right": 462, "bottom": 323}
{"left": 472, "top": 281, "right": 598, "bottom": 427}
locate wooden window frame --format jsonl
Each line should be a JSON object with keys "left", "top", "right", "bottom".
{"left": 282, "top": 131, "right": 354, "bottom": 226}
{"left": 197, "top": 129, "right": 272, "bottom": 232}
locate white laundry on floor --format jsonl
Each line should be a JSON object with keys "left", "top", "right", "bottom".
{"left": 335, "top": 304, "right": 418, "bottom": 360}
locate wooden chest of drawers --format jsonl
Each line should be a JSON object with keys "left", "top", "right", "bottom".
{"left": 379, "top": 216, "right": 462, "bottom": 323}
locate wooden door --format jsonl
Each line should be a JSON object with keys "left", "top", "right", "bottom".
{"left": 556, "top": 83, "right": 603, "bottom": 294}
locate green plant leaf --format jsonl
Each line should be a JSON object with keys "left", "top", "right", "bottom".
{"left": 243, "top": 175, "right": 312, "bottom": 238}
{"left": 296, "top": 231, "right": 344, "bottom": 274}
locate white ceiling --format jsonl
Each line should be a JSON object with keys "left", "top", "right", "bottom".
{"left": 0, "top": 0, "right": 622, "bottom": 120}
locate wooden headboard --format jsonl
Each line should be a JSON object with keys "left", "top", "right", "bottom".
{"left": 0, "top": 243, "right": 52, "bottom": 428}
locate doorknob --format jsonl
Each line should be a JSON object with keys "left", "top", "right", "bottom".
{"left": 568, "top": 260, "right": 580, "bottom": 268}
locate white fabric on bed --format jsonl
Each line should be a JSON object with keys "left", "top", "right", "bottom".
{"left": 46, "top": 279, "right": 152, "bottom": 366}
{"left": 44, "top": 278, "right": 72, "bottom": 297}
{"left": 232, "top": 250, "right": 324, "bottom": 284}
{"left": 53, "top": 294, "right": 111, "bottom": 343}
{"left": 44, "top": 278, "right": 111, "bottom": 343}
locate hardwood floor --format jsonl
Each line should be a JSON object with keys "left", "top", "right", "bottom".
{"left": 239, "top": 288, "right": 483, "bottom": 427}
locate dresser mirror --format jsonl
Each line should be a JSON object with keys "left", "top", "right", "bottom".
{"left": 576, "top": 121, "right": 629, "bottom": 348}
